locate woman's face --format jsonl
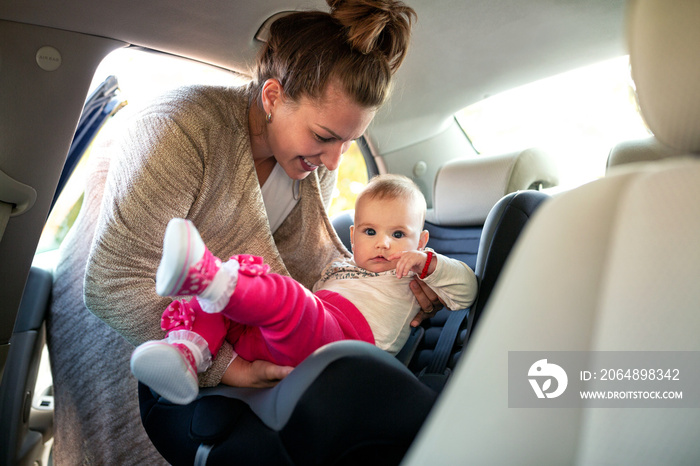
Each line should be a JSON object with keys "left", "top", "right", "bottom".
{"left": 264, "top": 80, "right": 376, "bottom": 180}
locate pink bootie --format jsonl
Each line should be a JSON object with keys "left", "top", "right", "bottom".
{"left": 155, "top": 219, "right": 239, "bottom": 312}
{"left": 156, "top": 218, "right": 220, "bottom": 296}
{"left": 130, "top": 330, "right": 211, "bottom": 405}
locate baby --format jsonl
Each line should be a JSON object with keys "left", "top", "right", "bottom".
{"left": 131, "top": 174, "right": 477, "bottom": 404}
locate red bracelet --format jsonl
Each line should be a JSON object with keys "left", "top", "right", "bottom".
{"left": 420, "top": 251, "right": 433, "bottom": 279}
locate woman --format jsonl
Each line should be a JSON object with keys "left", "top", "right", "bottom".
{"left": 48, "top": 0, "right": 431, "bottom": 463}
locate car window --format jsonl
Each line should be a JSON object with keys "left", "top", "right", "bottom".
{"left": 33, "top": 49, "right": 239, "bottom": 269}
{"left": 34, "top": 48, "right": 368, "bottom": 268}
{"left": 327, "top": 142, "right": 368, "bottom": 218}
{"left": 455, "top": 56, "right": 650, "bottom": 192}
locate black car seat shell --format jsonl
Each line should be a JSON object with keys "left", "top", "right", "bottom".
{"left": 141, "top": 341, "right": 437, "bottom": 465}
{"left": 465, "top": 189, "right": 550, "bottom": 346}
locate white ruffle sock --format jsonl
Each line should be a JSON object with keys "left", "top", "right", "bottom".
{"left": 130, "top": 329, "right": 212, "bottom": 405}
{"left": 197, "top": 259, "right": 240, "bottom": 314}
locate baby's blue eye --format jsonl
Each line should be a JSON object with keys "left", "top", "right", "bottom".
{"left": 392, "top": 231, "right": 404, "bottom": 239}
{"left": 365, "top": 228, "right": 376, "bottom": 236}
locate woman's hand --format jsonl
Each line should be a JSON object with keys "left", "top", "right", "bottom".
{"left": 409, "top": 276, "right": 445, "bottom": 327}
{"left": 221, "top": 355, "right": 293, "bottom": 388}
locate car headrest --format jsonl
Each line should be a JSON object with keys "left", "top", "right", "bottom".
{"left": 606, "top": 136, "right": 685, "bottom": 173}
{"left": 629, "top": 0, "right": 700, "bottom": 153}
{"left": 426, "top": 148, "right": 558, "bottom": 226}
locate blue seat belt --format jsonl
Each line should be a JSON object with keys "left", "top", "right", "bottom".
{"left": 419, "top": 307, "right": 469, "bottom": 392}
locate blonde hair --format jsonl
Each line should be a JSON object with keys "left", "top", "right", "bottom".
{"left": 356, "top": 174, "right": 427, "bottom": 224}
{"left": 250, "top": 0, "right": 416, "bottom": 109}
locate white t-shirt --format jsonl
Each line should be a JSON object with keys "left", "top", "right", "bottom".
{"left": 260, "top": 163, "right": 299, "bottom": 234}
{"left": 313, "top": 252, "right": 478, "bottom": 355}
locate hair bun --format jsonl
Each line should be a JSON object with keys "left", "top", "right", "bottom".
{"left": 327, "top": 0, "right": 416, "bottom": 73}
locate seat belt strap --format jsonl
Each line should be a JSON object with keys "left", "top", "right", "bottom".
{"left": 395, "top": 326, "right": 425, "bottom": 367}
{"left": 426, "top": 307, "right": 468, "bottom": 374}
{"left": 194, "top": 444, "right": 213, "bottom": 466}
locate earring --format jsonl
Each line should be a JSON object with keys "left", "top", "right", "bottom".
{"left": 292, "top": 179, "right": 300, "bottom": 200}
{"left": 266, "top": 113, "right": 272, "bottom": 123}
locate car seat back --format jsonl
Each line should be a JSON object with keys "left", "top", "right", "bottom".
{"left": 606, "top": 135, "right": 685, "bottom": 172}
{"left": 403, "top": 1, "right": 700, "bottom": 463}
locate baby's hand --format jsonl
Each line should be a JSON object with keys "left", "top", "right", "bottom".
{"left": 389, "top": 250, "right": 430, "bottom": 279}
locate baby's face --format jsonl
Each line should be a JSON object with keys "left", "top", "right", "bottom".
{"left": 350, "top": 196, "right": 426, "bottom": 273}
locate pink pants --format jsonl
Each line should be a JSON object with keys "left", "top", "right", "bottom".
{"left": 163, "top": 263, "right": 375, "bottom": 367}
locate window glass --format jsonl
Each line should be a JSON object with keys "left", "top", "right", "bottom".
{"left": 328, "top": 141, "right": 368, "bottom": 218}
{"left": 455, "top": 56, "right": 650, "bottom": 192}
{"left": 34, "top": 49, "right": 244, "bottom": 268}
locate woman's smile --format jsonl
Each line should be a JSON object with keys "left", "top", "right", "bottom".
{"left": 300, "top": 156, "right": 319, "bottom": 171}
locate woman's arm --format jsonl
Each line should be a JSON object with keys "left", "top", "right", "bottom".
{"left": 83, "top": 92, "right": 240, "bottom": 386}
{"left": 84, "top": 110, "right": 203, "bottom": 344}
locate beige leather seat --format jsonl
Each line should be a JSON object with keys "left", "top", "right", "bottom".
{"left": 607, "top": 135, "right": 685, "bottom": 173}
{"left": 403, "top": 1, "right": 700, "bottom": 464}
{"left": 427, "top": 147, "right": 558, "bottom": 227}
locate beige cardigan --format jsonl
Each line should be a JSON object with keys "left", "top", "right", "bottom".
{"left": 47, "top": 85, "right": 348, "bottom": 464}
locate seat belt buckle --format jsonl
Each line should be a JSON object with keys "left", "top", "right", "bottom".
{"left": 418, "top": 367, "right": 452, "bottom": 392}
